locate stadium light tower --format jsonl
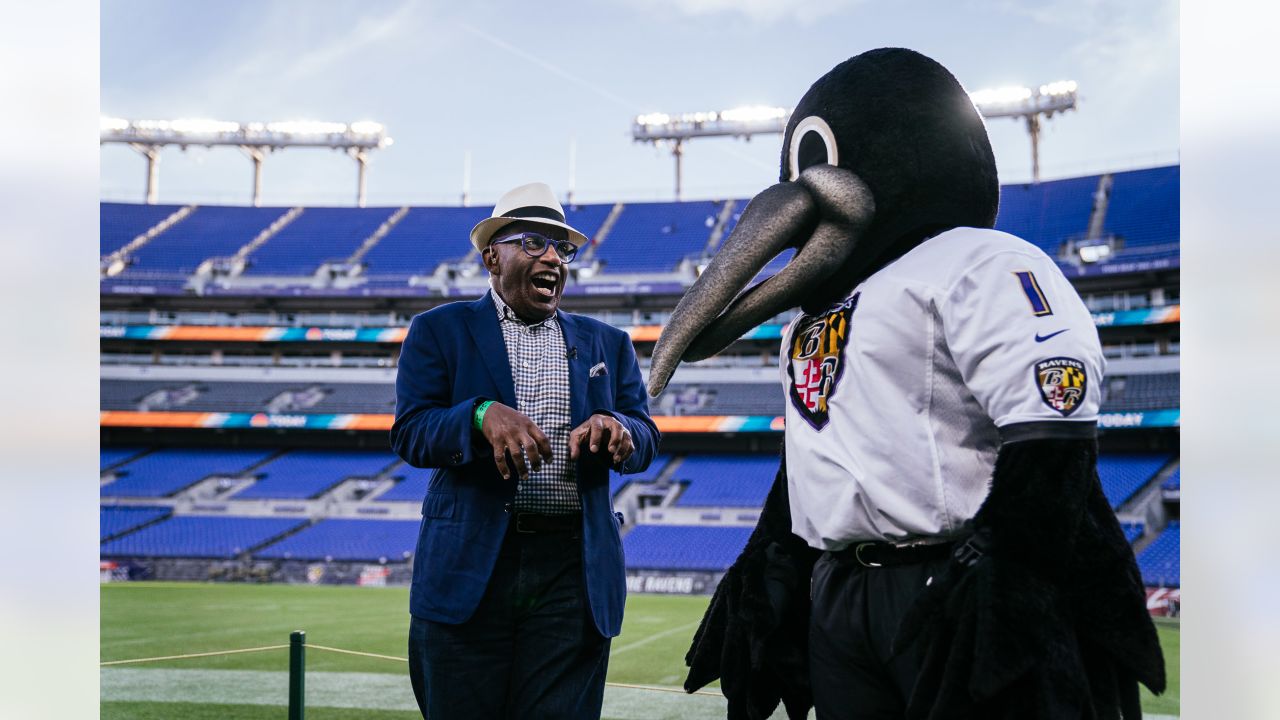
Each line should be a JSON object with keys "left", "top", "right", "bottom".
{"left": 632, "top": 81, "right": 1077, "bottom": 195}
{"left": 100, "top": 117, "right": 393, "bottom": 206}
{"left": 632, "top": 106, "right": 790, "bottom": 200}
{"left": 969, "top": 80, "right": 1079, "bottom": 183}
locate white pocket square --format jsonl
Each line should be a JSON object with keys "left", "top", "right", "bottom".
{"left": 589, "top": 362, "right": 608, "bottom": 378}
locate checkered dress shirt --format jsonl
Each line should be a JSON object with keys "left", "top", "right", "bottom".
{"left": 491, "top": 290, "right": 580, "bottom": 514}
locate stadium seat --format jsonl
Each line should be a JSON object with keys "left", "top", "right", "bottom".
{"left": 100, "top": 516, "right": 306, "bottom": 558}
{"left": 118, "top": 205, "right": 291, "bottom": 278}
{"left": 100, "top": 506, "right": 172, "bottom": 541}
{"left": 255, "top": 518, "right": 420, "bottom": 562}
{"left": 101, "top": 447, "right": 147, "bottom": 471}
{"left": 376, "top": 465, "right": 432, "bottom": 502}
{"left": 593, "top": 201, "right": 721, "bottom": 274}
{"left": 359, "top": 206, "right": 494, "bottom": 278}
{"left": 1101, "top": 373, "right": 1179, "bottom": 411}
{"left": 231, "top": 449, "right": 399, "bottom": 500}
{"left": 1096, "top": 454, "right": 1171, "bottom": 508}
{"left": 671, "top": 455, "right": 779, "bottom": 507}
{"left": 622, "top": 525, "right": 753, "bottom": 571}
{"left": 1137, "top": 520, "right": 1179, "bottom": 587}
{"left": 102, "top": 448, "right": 276, "bottom": 497}
{"left": 608, "top": 454, "right": 672, "bottom": 497}
{"left": 994, "top": 174, "right": 1098, "bottom": 256}
{"left": 1103, "top": 166, "right": 1179, "bottom": 250}
{"left": 100, "top": 202, "right": 185, "bottom": 256}
{"left": 243, "top": 206, "right": 399, "bottom": 276}
{"left": 1121, "top": 521, "right": 1145, "bottom": 545}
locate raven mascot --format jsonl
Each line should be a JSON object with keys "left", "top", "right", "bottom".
{"left": 646, "top": 48, "right": 1165, "bottom": 720}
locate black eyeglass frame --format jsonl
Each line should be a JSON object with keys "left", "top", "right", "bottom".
{"left": 488, "top": 232, "right": 579, "bottom": 263}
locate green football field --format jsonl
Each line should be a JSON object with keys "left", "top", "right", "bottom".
{"left": 101, "top": 582, "right": 1179, "bottom": 718}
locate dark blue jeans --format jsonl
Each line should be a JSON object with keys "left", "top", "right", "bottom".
{"left": 408, "top": 524, "right": 611, "bottom": 720}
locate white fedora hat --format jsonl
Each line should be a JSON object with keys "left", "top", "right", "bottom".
{"left": 469, "top": 182, "right": 589, "bottom": 252}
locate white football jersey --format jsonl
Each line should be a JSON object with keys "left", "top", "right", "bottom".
{"left": 780, "top": 227, "right": 1103, "bottom": 550}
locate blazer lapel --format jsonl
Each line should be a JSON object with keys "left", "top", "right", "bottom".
{"left": 465, "top": 293, "right": 517, "bottom": 407}
{"left": 557, "top": 309, "right": 590, "bottom": 425}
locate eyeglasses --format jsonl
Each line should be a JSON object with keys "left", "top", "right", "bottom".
{"left": 489, "top": 232, "right": 579, "bottom": 263}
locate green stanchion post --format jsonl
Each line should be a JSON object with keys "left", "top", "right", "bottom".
{"left": 289, "top": 630, "right": 305, "bottom": 720}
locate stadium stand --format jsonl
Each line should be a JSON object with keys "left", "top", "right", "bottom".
{"left": 564, "top": 203, "right": 615, "bottom": 245}
{"left": 1162, "top": 467, "right": 1180, "bottom": 493}
{"left": 97, "top": 165, "right": 1181, "bottom": 286}
{"left": 100, "top": 380, "right": 397, "bottom": 415}
{"left": 231, "top": 449, "right": 398, "bottom": 499}
{"left": 1137, "top": 520, "right": 1180, "bottom": 587}
{"left": 102, "top": 448, "right": 276, "bottom": 497}
{"left": 1121, "top": 522, "right": 1145, "bottom": 545}
{"left": 101, "top": 373, "right": 1180, "bottom": 417}
{"left": 656, "top": 383, "right": 782, "bottom": 416}
{"left": 671, "top": 455, "right": 778, "bottom": 507}
{"left": 1104, "top": 165, "right": 1179, "bottom": 250}
{"left": 243, "top": 206, "right": 398, "bottom": 276}
{"left": 101, "top": 516, "right": 306, "bottom": 558}
{"left": 593, "top": 201, "right": 720, "bottom": 273}
{"left": 609, "top": 454, "right": 673, "bottom": 497}
{"left": 1097, "top": 454, "right": 1171, "bottom": 508}
{"left": 97, "top": 165, "right": 1178, "bottom": 598}
{"left": 376, "top": 465, "right": 432, "bottom": 503}
{"left": 1102, "top": 373, "right": 1179, "bottom": 411}
{"left": 622, "top": 525, "right": 752, "bottom": 571}
{"left": 994, "top": 174, "right": 1098, "bottom": 256}
{"left": 255, "top": 519, "right": 420, "bottom": 562}
{"left": 100, "top": 202, "right": 185, "bottom": 256}
{"left": 101, "top": 506, "right": 172, "bottom": 541}
{"left": 118, "top": 205, "right": 289, "bottom": 278}
{"left": 101, "top": 446, "right": 146, "bottom": 471}
{"left": 358, "top": 206, "right": 492, "bottom": 278}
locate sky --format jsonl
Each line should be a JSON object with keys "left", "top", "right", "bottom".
{"left": 100, "top": 0, "right": 1179, "bottom": 207}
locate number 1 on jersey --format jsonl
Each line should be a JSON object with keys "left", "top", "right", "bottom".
{"left": 1013, "top": 270, "right": 1054, "bottom": 317}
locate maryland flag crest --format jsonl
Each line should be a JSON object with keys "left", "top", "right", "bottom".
{"left": 1035, "top": 356, "right": 1088, "bottom": 417}
{"left": 787, "top": 293, "right": 859, "bottom": 430}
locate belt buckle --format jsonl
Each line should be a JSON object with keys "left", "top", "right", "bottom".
{"left": 515, "top": 513, "right": 537, "bottom": 534}
{"left": 854, "top": 542, "right": 883, "bottom": 568}
{"left": 953, "top": 537, "right": 985, "bottom": 567}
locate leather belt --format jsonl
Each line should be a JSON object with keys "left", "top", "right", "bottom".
{"left": 511, "top": 511, "right": 581, "bottom": 534}
{"left": 833, "top": 540, "right": 954, "bottom": 568}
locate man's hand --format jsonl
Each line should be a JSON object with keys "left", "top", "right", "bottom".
{"left": 569, "top": 413, "right": 633, "bottom": 466}
{"left": 478, "top": 402, "right": 552, "bottom": 481}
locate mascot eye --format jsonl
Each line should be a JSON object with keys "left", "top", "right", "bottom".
{"left": 787, "top": 115, "right": 839, "bottom": 181}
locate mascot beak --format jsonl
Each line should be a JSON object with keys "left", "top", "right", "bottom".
{"left": 648, "top": 165, "right": 874, "bottom": 397}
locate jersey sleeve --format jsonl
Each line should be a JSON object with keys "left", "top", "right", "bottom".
{"left": 937, "top": 248, "right": 1104, "bottom": 440}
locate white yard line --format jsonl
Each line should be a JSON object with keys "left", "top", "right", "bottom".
{"left": 609, "top": 621, "right": 700, "bottom": 656}
{"left": 101, "top": 667, "right": 1177, "bottom": 720}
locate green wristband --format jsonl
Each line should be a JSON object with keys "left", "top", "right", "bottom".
{"left": 473, "top": 400, "right": 495, "bottom": 430}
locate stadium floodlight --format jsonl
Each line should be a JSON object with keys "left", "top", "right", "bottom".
{"left": 633, "top": 80, "right": 1078, "bottom": 196}
{"left": 969, "top": 80, "right": 1078, "bottom": 182}
{"left": 100, "top": 116, "right": 393, "bottom": 206}
{"left": 632, "top": 105, "right": 792, "bottom": 200}
{"left": 1078, "top": 243, "right": 1113, "bottom": 263}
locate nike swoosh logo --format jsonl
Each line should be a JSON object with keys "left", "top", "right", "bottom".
{"left": 1034, "top": 329, "right": 1070, "bottom": 343}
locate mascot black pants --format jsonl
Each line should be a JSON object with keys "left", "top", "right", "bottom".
{"left": 809, "top": 546, "right": 951, "bottom": 720}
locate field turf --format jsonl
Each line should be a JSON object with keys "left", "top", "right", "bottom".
{"left": 101, "top": 582, "right": 1179, "bottom": 718}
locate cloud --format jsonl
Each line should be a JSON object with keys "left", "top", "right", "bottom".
{"left": 993, "top": 0, "right": 1177, "bottom": 87}
{"left": 265, "top": 0, "right": 420, "bottom": 83}
{"left": 618, "top": 0, "right": 863, "bottom": 25}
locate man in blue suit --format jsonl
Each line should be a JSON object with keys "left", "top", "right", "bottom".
{"left": 391, "top": 182, "right": 659, "bottom": 720}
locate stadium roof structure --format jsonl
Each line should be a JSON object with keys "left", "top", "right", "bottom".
{"left": 100, "top": 117, "right": 393, "bottom": 207}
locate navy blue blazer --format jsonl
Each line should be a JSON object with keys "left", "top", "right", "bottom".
{"left": 390, "top": 292, "right": 659, "bottom": 637}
